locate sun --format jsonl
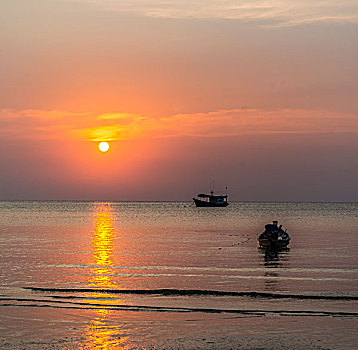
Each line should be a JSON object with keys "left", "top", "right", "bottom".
{"left": 98, "top": 142, "right": 110, "bottom": 152}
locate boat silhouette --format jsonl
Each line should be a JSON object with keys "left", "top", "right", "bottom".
{"left": 258, "top": 221, "right": 291, "bottom": 249}
{"left": 193, "top": 190, "right": 229, "bottom": 207}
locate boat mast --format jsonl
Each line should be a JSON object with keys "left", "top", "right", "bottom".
{"left": 210, "top": 180, "right": 214, "bottom": 195}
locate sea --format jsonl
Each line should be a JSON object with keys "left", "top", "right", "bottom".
{"left": 0, "top": 201, "right": 357, "bottom": 349}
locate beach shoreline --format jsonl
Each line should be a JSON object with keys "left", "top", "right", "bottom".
{"left": 1, "top": 305, "right": 357, "bottom": 349}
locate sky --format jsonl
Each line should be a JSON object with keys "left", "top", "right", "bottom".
{"left": 0, "top": 0, "right": 357, "bottom": 201}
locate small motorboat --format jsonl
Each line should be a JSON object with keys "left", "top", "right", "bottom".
{"left": 258, "top": 221, "right": 290, "bottom": 249}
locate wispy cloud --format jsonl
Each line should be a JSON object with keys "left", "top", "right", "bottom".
{"left": 1, "top": 108, "right": 357, "bottom": 142}
{"left": 75, "top": 0, "right": 358, "bottom": 26}
{"left": 152, "top": 108, "right": 358, "bottom": 137}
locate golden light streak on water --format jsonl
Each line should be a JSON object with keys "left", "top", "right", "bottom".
{"left": 90, "top": 203, "right": 116, "bottom": 289}
{"left": 82, "top": 203, "right": 133, "bottom": 348}
{"left": 83, "top": 319, "right": 130, "bottom": 349}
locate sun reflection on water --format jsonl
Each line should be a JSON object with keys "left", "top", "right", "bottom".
{"left": 82, "top": 203, "right": 131, "bottom": 348}
{"left": 90, "top": 203, "right": 116, "bottom": 289}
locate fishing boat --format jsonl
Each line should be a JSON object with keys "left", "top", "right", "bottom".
{"left": 258, "top": 221, "right": 290, "bottom": 249}
{"left": 193, "top": 191, "right": 229, "bottom": 207}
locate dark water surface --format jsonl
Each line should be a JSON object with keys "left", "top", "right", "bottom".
{"left": 0, "top": 201, "right": 357, "bottom": 349}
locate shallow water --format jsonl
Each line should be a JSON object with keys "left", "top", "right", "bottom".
{"left": 0, "top": 201, "right": 357, "bottom": 349}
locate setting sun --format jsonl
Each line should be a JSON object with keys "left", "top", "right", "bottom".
{"left": 98, "top": 142, "right": 110, "bottom": 152}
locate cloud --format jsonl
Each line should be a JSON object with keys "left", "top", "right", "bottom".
{"left": 0, "top": 108, "right": 357, "bottom": 142}
{"left": 152, "top": 108, "right": 358, "bottom": 137}
{"left": 75, "top": 0, "right": 358, "bottom": 26}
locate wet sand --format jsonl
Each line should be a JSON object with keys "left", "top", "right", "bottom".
{"left": 1, "top": 306, "right": 357, "bottom": 349}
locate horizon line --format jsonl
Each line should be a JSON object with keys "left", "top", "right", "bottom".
{"left": 0, "top": 199, "right": 357, "bottom": 204}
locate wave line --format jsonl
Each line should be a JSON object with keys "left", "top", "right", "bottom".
{"left": 23, "top": 287, "right": 358, "bottom": 300}
{"left": 1, "top": 299, "right": 357, "bottom": 317}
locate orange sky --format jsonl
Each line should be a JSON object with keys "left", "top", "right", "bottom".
{"left": 0, "top": 0, "right": 357, "bottom": 201}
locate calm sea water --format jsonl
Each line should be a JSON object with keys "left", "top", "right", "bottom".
{"left": 0, "top": 201, "right": 357, "bottom": 349}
